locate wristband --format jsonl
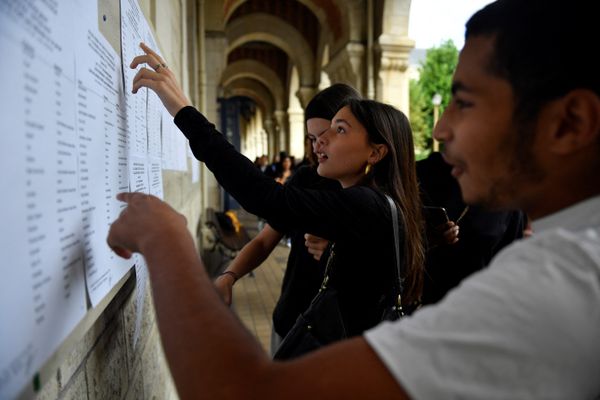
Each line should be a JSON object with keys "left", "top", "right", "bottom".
{"left": 219, "top": 270, "right": 239, "bottom": 282}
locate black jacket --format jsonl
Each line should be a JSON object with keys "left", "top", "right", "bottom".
{"left": 175, "top": 106, "right": 401, "bottom": 336}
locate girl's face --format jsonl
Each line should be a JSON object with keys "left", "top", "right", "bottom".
{"left": 306, "top": 117, "right": 330, "bottom": 151}
{"left": 282, "top": 157, "right": 292, "bottom": 170}
{"left": 314, "top": 106, "right": 375, "bottom": 188}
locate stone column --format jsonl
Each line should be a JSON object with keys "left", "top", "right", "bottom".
{"left": 251, "top": 116, "right": 260, "bottom": 160}
{"left": 260, "top": 128, "right": 268, "bottom": 157}
{"left": 273, "top": 110, "right": 289, "bottom": 154}
{"left": 375, "top": 36, "right": 414, "bottom": 116}
{"left": 263, "top": 116, "right": 275, "bottom": 157}
{"left": 201, "top": 14, "right": 229, "bottom": 210}
{"left": 288, "top": 110, "right": 305, "bottom": 161}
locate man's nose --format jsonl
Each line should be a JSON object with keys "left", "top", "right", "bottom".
{"left": 432, "top": 109, "right": 450, "bottom": 142}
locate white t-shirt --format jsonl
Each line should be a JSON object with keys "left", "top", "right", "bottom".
{"left": 365, "top": 196, "right": 600, "bottom": 400}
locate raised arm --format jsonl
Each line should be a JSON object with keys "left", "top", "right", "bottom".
{"left": 130, "top": 43, "right": 190, "bottom": 116}
{"left": 107, "top": 193, "right": 409, "bottom": 400}
{"left": 130, "top": 44, "right": 390, "bottom": 245}
{"left": 214, "top": 224, "right": 283, "bottom": 305}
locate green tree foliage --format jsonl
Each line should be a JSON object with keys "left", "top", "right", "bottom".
{"left": 409, "top": 79, "right": 429, "bottom": 158}
{"left": 410, "top": 40, "right": 459, "bottom": 159}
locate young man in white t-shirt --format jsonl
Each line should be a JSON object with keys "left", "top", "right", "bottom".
{"left": 107, "top": 0, "right": 600, "bottom": 398}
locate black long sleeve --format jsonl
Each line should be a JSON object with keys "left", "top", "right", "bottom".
{"left": 175, "top": 106, "right": 400, "bottom": 336}
{"left": 175, "top": 106, "right": 391, "bottom": 244}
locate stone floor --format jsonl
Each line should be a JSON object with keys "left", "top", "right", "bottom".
{"left": 228, "top": 210, "right": 289, "bottom": 352}
{"left": 230, "top": 244, "right": 288, "bottom": 352}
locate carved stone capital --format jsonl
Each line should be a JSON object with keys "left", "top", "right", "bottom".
{"left": 323, "top": 42, "right": 366, "bottom": 90}
{"left": 376, "top": 35, "right": 414, "bottom": 72}
{"left": 296, "top": 86, "right": 318, "bottom": 110}
{"left": 379, "top": 55, "right": 410, "bottom": 72}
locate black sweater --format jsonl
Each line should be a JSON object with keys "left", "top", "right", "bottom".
{"left": 175, "top": 106, "right": 399, "bottom": 336}
{"left": 269, "top": 166, "right": 341, "bottom": 337}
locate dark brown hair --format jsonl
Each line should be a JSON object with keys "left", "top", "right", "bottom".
{"left": 344, "top": 99, "right": 425, "bottom": 304}
{"left": 304, "top": 84, "right": 362, "bottom": 165}
{"left": 466, "top": 0, "right": 600, "bottom": 126}
{"left": 305, "top": 83, "right": 361, "bottom": 122}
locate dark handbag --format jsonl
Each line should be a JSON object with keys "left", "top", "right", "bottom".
{"left": 273, "top": 243, "right": 346, "bottom": 360}
{"left": 273, "top": 195, "right": 405, "bottom": 360}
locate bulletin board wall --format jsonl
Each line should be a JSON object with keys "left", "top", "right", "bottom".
{"left": 0, "top": 0, "right": 201, "bottom": 398}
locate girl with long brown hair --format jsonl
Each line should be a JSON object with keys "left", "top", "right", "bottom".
{"left": 127, "top": 43, "right": 425, "bottom": 349}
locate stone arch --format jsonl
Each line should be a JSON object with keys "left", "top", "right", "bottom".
{"left": 318, "top": 0, "right": 368, "bottom": 94}
{"left": 297, "top": 0, "right": 346, "bottom": 44}
{"left": 225, "top": 14, "right": 316, "bottom": 87}
{"left": 220, "top": 60, "right": 285, "bottom": 110}
{"left": 344, "top": 0, "right": 365, "bottom": 43}
{"left": 225, "top": 78, "right": 279, "bottom": 157}
{"left": 272, "top": 0, "right": 346, "bottom": 83}
{"left": 223, "top": 0, "right": 247, "bottom": 22}
{"left": 228, "top": 89, "right": 270, "bottom": 158}
{"left": 225, "top": 77, "right": 276, "bottom": 118}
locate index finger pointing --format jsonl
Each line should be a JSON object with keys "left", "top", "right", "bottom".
{"left": 140, "top": 42, "right": 165, "bottom": 64}
{"left": 116, "top": 192, "right": 144, "bottom": 203}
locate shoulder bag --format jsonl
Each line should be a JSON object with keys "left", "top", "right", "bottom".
{"left": 273, "top": 195, "right": 405, "bottom": 360}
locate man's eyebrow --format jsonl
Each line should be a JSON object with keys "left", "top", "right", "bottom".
{"left": 451, "top": 81, "right": 473, "bottom": 95}
{"left": 333, "top": 118, "right": 352, "bottom": 128}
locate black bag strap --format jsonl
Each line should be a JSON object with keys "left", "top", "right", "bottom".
{"left": 297, "top": 242, "right": 335, "bottom": 313}
{"left": 319, "top": 243, "right": 336, "bottom": 291}
{"left": 385, "top": 194, "right": 405, "bottom": 313}
{"left": 311, "top": 195, "right": 403, "bottom": 310}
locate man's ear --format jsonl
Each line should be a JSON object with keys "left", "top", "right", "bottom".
{"left": 544, "top": 89, "right": 600, "bottom": 155}
{"left": 368, "top": 143, "right": 389, "bottom": 165}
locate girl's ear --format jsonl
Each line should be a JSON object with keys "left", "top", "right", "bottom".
{"left": 368, "top": 143, "right": 388, "bottom": 165}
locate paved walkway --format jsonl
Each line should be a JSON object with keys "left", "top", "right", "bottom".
{"left": 229, "top": 211, "right": 289, "bottom": 352}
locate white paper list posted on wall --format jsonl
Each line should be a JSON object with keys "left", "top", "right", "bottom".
{"left": 0, "top": 0, "right": 170, "bottom": 397}
{"left": 74, "top": 2, "right": 134, "bottom": 307}
{"left": 0, "top": 1, "right": 87, "bottom": 398}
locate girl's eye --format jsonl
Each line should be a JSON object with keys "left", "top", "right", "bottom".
{"left": 336, "top": 126, "right": 345, "bottom": 134}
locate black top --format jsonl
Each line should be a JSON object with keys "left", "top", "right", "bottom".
{"left": 175, "top": 107, "right": 399, "bottom": 336}
{"left": 269, "top": 166, "right": 341, "bottom": 337}
{"left": 417, "top": 152, "right": 525, "bottom": 305}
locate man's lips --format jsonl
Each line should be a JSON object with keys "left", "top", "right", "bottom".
{"left": 441, "top": 152, "right": 465, "bottom": 178}
{"left": 450, "top": 165, "right": 464, "bottom": 178}
{"left": 440, "top": 151, "right": 453, "bottom": 166}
